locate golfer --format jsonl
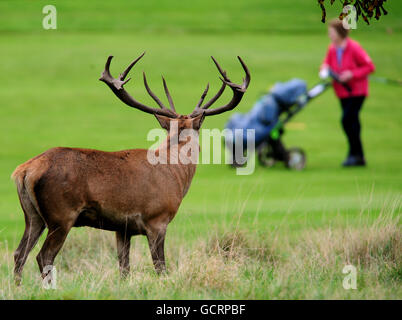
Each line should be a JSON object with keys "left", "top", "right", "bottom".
{"left": 321, "top": 19, "right": 375, "bottom": 167}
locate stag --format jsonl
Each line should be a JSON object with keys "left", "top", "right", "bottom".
{"left": 11, "top": 52, "right": 250, "bottom": 283}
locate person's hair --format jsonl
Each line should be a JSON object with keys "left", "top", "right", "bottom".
{"left": 329, "top": 18, "right": 349, "bottom": 39}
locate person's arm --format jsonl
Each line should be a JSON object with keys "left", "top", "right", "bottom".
{"left": 320, "top": 45, "right": 331, "bottom": 70}
{"left": 350, "top": 42, "right": 375, "bottom": 80}
{"left": 319, "top": 46, "right": 332, "bottom": 79}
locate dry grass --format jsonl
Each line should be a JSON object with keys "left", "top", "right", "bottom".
{"left": 0, "top": 200, "right": 400, "bottom": 299}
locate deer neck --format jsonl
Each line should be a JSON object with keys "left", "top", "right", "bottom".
{"left": 156, "top": 131, "right": 199, "bottom": 197}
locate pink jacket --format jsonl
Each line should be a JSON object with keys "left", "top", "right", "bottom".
{"left": 321, "top": 38, "right": 375, "bottom": 98}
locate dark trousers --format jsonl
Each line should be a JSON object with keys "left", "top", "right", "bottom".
{"left": 340, "top": 96, "right": 365, "bottom": 158}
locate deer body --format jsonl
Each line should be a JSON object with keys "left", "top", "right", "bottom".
{"left": 17, "top": 145, "right": 194, "bottom": 232}
{"left": 12, "top": 53, "right": 249, "bottom": 283}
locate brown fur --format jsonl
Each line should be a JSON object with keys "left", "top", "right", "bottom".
{"left": 12, "top": 115, "right": 202, "bottom": 282}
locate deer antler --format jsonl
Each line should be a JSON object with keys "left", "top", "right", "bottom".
{"left": 100, "top": 53, "right": 250, "bottom": 119}
{"left": 99, "top": 53, "right": 178, "bottom": 118}
{"left": 191, "top": 56, "right": 250, "bottom": 117}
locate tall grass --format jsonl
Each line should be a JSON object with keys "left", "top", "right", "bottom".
{"left": 0, "top": 197, "right": 400, "bottom": 300}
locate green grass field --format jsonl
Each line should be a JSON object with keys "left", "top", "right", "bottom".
{"left": 0, "top": 0, "right": 401, "bottom": 299}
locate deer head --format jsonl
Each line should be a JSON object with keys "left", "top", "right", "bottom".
{"left": 99, "top": 52, "right": 250, "bottom": 136}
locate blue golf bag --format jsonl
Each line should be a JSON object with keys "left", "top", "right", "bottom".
{"left": 224, "top": 78, "right": 307, "bottom": 150}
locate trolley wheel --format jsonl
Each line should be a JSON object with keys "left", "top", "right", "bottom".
{"left": 285, "top": 147, "right": 306, "bottom": 170}
{"left": 257, "top": 142, "right": 276, "bottom": 167}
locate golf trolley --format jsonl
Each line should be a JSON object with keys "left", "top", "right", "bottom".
{"left": 224, "top": 69, "right": 350, "bottom": 170}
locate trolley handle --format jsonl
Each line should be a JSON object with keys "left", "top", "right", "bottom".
{"left": 328, "top": 69, "right": 352, "bottom": 93}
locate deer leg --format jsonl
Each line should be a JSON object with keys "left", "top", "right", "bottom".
{"left": 146, "top": 226, "right": 167, "bottom": 274}
{"left": 14, "top": 192, "right": 45, "bottom": 285}
{"left": 14, "top": 216, "right": 45, "bottom": 285}
{"left": 116, "top": 231, "right": 131, "bottom": 278}
{"left": 36, "top": 224, "right": 71, "bottom": 280}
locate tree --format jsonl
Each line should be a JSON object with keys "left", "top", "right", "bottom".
{"left": 318, "top": 0, "right": 388, "bottom": 24}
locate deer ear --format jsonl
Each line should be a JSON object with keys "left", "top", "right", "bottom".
{"left": 154, "top": 114, "right": 171, "bottom": 131}
{"left": 191, "top": 112, "right": 205, "bottom": 131}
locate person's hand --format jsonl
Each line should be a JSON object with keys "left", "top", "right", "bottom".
{"left": 339, "top": 70, "right": 353, "bottom": 83}
{"left": 319, "top": 67, "right": 330, "bottom": 79}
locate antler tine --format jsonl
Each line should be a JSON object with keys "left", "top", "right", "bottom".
{"left": 99, "top": 53, "right": 177, "bottom": 118}
{"left": 143, "top": 72, "right": 167, "bottom": 110}
{"left": 191, "top": 56, "right": 250, "bottom": 117}
{"left": 237, "top": 55, "right": 251, "bottom": 89}
{"left": 201, "top": 81, "right": 226, "bottom": 109}
{"left": 119, "top": 51, "right": 145, "bottom": 81}
{"left": 195, "top": 83, "right": 210, "bottom": 109}
{"left": 212, "top": 56, "right": 248, "bottom": 89}
{"left": 189, "top": 58, "right": 227, "bottom": 117}
{"left": 162, "top": 76, "right": 176, "bottom": 112}
{"left": 211, "top": 56, "right": 229, "bottom": 81}
{"left": 100, "top": 55, "right": 114, "bottom": 80}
